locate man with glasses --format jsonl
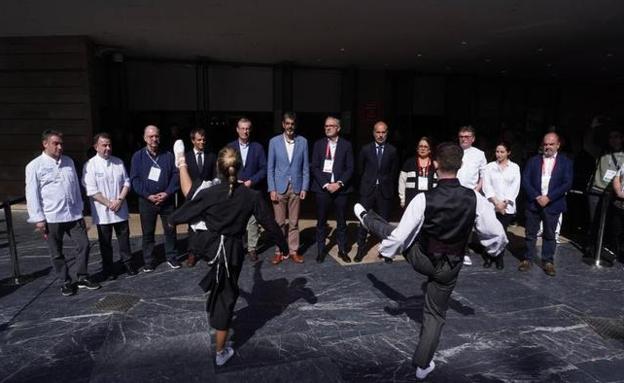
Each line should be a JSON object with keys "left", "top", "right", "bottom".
{"left": 310, "top": 116, "right": 354, "bottom": 263}
{"left": 456, "top": 126, "right": 487, "bottom": 266}
{"left": 130, "top": 125, "right": 180, "bottom": 272}
{"left": 267, "top": 112, "right": 309, "bottom": 265}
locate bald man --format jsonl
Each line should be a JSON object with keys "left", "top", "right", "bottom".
{"left": 130, "top": 125, "right": 180, "bottom": 272}
{"left": 519, "top": 132, "right": 573, "bottom": 276}
{"left": 354, "top": 121, "right": 399, "bottom": 262}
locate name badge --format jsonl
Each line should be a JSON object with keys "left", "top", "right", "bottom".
{"left": 323, "top": 159, "right": 334, "bottom": 173}
{"left": 148, "top": 166, "right": 161, "bottom": 182}
{"left": 418, "top": 176, "right": 429, "bottom": 190}
{"left": 603, "top": 169, "right": 617, "bottom": 183}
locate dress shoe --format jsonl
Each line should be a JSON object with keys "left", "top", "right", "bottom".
{"left": 247, "top": 250, "right": 259, "bottom": 262}
{"left": 384, "top": 257, "right": 393, "bottom": 264}
{"left": 354, "top": 249, "right": 365, "bottom": 263}
{"left": 272, "top": 252, "right": 286, "bottom": 265}
{"left": 290, "top": 252, "right": 304, "bottom": 263}
{"left": 125, "top": 263, "right": 138, "bottom": 276}
{"left": 483, "top": 258, "right": 492, "bottom": 268}
{"left": 316, "top": 252, "right": 326, "bottom": 263}
{"left": 186, "top": 254, "right": 198, "bottom": 267}
{"left": 338, "top": 251, "right": 351, "bottom": 263}
{"left": 495, "top": 256, "right": 504, "bottom": 270}
{"left": 102, "top": 272, "right": 117, "bottom": 282}
{"left": 518, "top": 260, "right": 531, "bottom": 272}
{"left": 543, "top": 262, "right": 556, "bottom": 277}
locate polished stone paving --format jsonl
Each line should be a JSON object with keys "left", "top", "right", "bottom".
{"left": 1, "top": 211, "right": 624, "bottom": 382}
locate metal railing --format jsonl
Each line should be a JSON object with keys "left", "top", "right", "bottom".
{"left": 1, "top": 196, "right": 26, "bottom": 285}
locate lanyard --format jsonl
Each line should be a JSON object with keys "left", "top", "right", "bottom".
{"left": 417, "top": 158, "right": 430, "bottom": 177}
{"left": 325, "top": 140, "right": 333, "bottom": 160}
{"left": 146, "top": 149, "right": 160, "bottom": 168}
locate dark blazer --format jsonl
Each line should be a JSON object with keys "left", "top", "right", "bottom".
{"left": 358, "top": 141, "right": 399, "bottom": 199}
{"left": 522, "top": 153, "right": 573, "bottom": 214}
{"left": 227, "top": 140, "right": 267, "bottom": 189}
{"left": 310, "top": 137, "right": 354, "bottom": 194}
{"left": 185, "top": 149, "right": 216, "bottom": 182}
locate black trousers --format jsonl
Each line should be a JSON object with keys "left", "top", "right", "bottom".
{"left": 46, "top": 219, "right": 91, "bottom": 284}
{"left": 96, "top": 220, "right": 132, "bottom": 274}
{"left": 363, "top": 210, "right": 462, "bottom": 369}
{"left": 315, "top": 191, "right": 349, "bottom": 254}
{"left": 357, "top": 186, "right": 392, "bottom": 249}
{"left": 138, "top": 198, "right": 177, "bottom": 265}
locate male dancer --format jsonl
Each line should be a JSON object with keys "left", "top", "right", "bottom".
{"left": 354, "top": 142, "right": 507, "bottom": 380}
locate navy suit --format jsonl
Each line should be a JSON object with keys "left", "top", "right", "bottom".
{"left": 310, "top": 137, "right": 354, "bottom": 255}
{"left": 185, "top": 149, "right": 216, "bottom": 182}
{"left": 227, "top": 140, "right": 267, "bottom": 189}
{"left": 522, "top": 153, "right": 573, "bottom": 264}
{"left": 356, "top": 141, "right": 399, "bottom": 251}
{"left": 228, "top": 139, "right": 267, "bottom": 252}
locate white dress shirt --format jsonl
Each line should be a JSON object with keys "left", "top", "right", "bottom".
{"left": 457, "top": 146, "right": 486, "bottom": 189}
{"left": 25, "top": 152, "right": 84, "bottom": 224}
{"left": 541, "top": 153, "right": 557, "bottom": 196}
{"left": 379, "top": 189, "right": 508, "bottom": 258}
{"left": 239, "top": 140, "right": 249, "bottom": 167}
{"left": 284, "top": 134, "right": 295, "bottom": 163}
{"left": 82, "top": 154, "right": 130, "bottom": 225}
{"left": 482, "top": 160, "right": 521, "bottom": 214}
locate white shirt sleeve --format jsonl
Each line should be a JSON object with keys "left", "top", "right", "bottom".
{"left": 25, "top": 160, "right": 45, "bottom": 223}
{"left": 482, "top": 164, "right": 496, "bottom": 200}
{"left": 474, "top": 191, "right": 508, "bottom": 256}
{"left": 478, "top": 151, "right": 487, "bottom": 178}
{"left": 398, "top": 170, "right": 407, "bottom": 206}
{"left": 379, "top": 193, "right": 426, "bottom": 257}
{"left": 82, "top": 160, "right": 98, "bottom": 197}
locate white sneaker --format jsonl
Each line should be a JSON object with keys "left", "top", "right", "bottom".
{"left": 215, "top": 346, "right": 234, "bottom": 367}
{"left": 463, "top": 255, "right": 472, "bottom": 265}
{"left": 173, "top": 139, "right": 186, "bottom": 168}
{"left": 416, "top": 360, "right": 435, "bottom": 380}
{"left": 353, "top": 203, "right": 368, "bottom": 229}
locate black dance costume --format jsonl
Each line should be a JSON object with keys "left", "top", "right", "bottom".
{"left": 169, "top": 181, "right": 288, "bottom": 330}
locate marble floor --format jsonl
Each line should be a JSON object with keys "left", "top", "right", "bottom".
{"left": 1, "top": 211, "right": 624, "bottom": 382}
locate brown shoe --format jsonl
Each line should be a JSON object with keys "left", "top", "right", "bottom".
{"left": 543, "top": 262, "right": 556, "bottom": 277}
{"left": 248, "top": 250, "right": 258, "bottom": 262}
{"left": 518, "top": 260, "right": 531, "bottom": 272}
{"left": 185, "top": 254, "right": 197, "bottom": 267}
{"left": 272, "top": 252, "right": 286, "bottom": 265}
{"left": 290, "top": 252, "right": 304, "bottom": 263}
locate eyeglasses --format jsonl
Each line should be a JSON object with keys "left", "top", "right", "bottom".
{"left": 458, "top": 135, "right": 473, "bottom": 139}
{"left": 325, "top": 124, "right": 338, "bottom": 128}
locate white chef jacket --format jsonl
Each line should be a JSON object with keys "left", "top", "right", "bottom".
{"left": 82, "top": 154, "right": 130, "bottom": 225}
{"left": 25, "top": 152, "right": 84, "bottom": 224}
{"left": 457, "top": 146, "right": 486, "bottom": 189}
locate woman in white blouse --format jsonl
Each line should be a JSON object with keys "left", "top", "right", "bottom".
{"left": 482, "top": 141, "right": 521, "bottom": 269}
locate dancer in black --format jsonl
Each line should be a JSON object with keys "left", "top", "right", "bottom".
{"left": 169, "top": 143, "right": 288, "bottom": 367}
{"left": 354, "top": 142, "right": 507, "bottom": 380}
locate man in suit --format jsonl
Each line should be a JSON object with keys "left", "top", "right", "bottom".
{"left": 519, "top": 132, "right": 573, "bottom": 276}
{"left": 354, "top": 121, "right": 399, "bottom": 263}
{"left": 227, "top": 117, "right": 267, "bottom": 261}
{"left": 267, "top": 112, "right": 309, "bottom": 264}
{"left": 184, "top": 127, "right": 216, "bottom": 267}
{"left": 310, "top": 116, "right": 354, "bottom": 263}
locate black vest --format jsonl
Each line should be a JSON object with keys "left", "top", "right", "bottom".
{"left": 418, "top": 178, "right": 476, "bottom": 259}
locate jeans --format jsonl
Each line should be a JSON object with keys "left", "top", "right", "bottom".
{"left": 524, "top": 208, "right": 559, "bottom": 264}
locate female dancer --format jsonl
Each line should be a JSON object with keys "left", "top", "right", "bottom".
{"left": 169, "top": 142, "right": 288, "bottom": 367}
{"left": 398, "top": 137, "right": 436, "bottom": 208}
{"left": 482, "top": 141, "right": 520, "bottom": 269}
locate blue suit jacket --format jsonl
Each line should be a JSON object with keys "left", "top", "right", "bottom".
{"left": 522, "top": 153, "right": 573, "bottom": 214}
{"left": 310, "top": 137, "right": 354, "bottom": 194}
{"left": 227, "top": 140, "right": 267, "bottom": 189}
{"left": 267, "top": 134, "right": 310, "bottom": 194}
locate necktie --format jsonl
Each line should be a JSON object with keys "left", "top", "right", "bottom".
{"left": 197, "top": 152, "right": 203, "bottom": 171}
{"left": 377, "top": 145, "right": 383, "bottom": 168}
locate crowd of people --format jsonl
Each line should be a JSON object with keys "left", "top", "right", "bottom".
{"left": 24, "top": 112, "right": 624, "bottom": 378}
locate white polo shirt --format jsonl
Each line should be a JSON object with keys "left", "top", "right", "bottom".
{"left": 25, "top": 152, "right": 84, "bottom": 224}
{"left": 82, "top": 154, "right": 130, "bottom": 225}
